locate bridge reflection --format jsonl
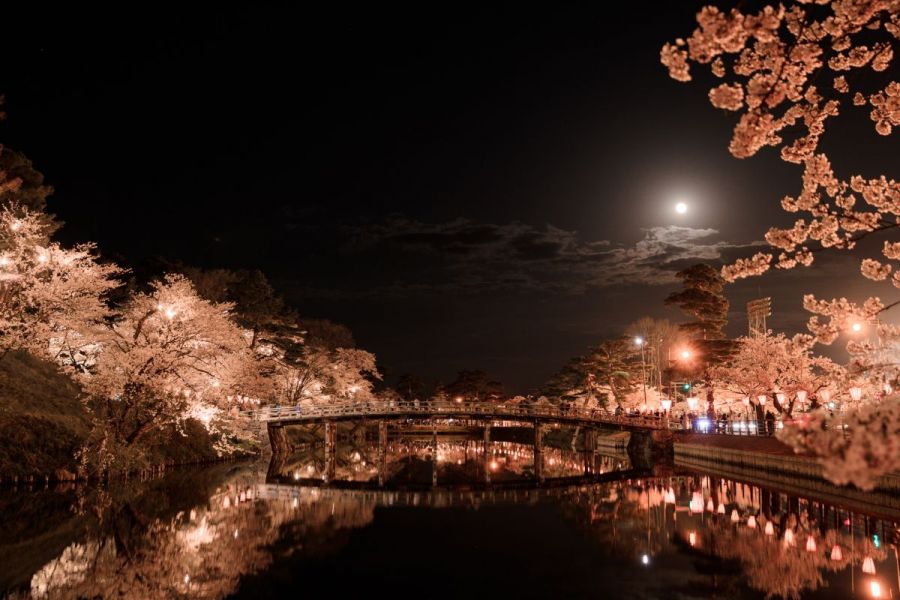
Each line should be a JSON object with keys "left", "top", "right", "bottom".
{"left": 267, "top": 437, "right": 633, "bottom": 489}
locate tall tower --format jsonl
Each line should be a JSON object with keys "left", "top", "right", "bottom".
{"left": 746, "top": 297, "right": 771, "bottom": 337}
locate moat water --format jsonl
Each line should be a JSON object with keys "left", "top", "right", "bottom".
{"left": 1, "top": 436, "right": 898, "bottom": 599}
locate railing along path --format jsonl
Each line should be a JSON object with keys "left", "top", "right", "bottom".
{"left": 244, "top": 401, "right": 667, "bottom": 430}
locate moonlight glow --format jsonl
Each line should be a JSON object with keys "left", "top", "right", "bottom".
{"left": 675, "top": 201, "right": 688, "bottom": 214}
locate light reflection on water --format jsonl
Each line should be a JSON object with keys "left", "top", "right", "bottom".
{"left": 1, "top": 438, "right": 898, "bottom": 599}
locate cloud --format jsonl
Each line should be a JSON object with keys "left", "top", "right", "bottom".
{"left": 328, "top": 216, "right": 761, "bottom": 296}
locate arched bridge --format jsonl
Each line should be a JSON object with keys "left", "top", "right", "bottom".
{"left": 250, "top": 400, "right": 667, "bottom": 431}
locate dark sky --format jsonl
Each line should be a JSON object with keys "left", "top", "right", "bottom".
{"left": 2, "top": 2, "right": 897, "bottom": 392}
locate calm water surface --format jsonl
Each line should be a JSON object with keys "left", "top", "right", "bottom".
{"left": 2, "top": 436, "right": 898, "bottom": 599}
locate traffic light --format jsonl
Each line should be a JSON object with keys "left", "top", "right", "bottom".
{"left": 682, "top": 383, "right": 691, "bottom": 392}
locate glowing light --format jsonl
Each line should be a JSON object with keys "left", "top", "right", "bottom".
{"left": 661, "top": 399, "right": 672, "bottom": 412}
{"left": 757, "top": 394, "right": 767, "bottom": 406}
{"left": 184, "top": 574, "right": 190, "bottom": 584}
{"left": 10, "top": 220, "right": 21, "bottom": 231}
{"left": 884, "top": 383, "right": 893, "bottom": 395}
{"left": 687, "top": 397, "right": 699, "bottom": 411}
{"left": 796, "top": 390, "right": 807, "bottom": 404}
{"left": 0, "top": 256, "right": 9, "bottom": 267}
{"left": 37, "top": 252, "right": 48, "bottom": 263}
{"left": 764, "top": 521, "right": 774, "bottom": 536}
{"left": 641, "top": 554, "right": 650, "bottom": 565}
{"left": 164, "top": 308, "right": 177, "bottom": 320}
{"left": 689, "top": 492, "right": 704, "bottom": 514}
{"left": 489, "top": 460, "right": 499, "bottom": 471}
{"left": 747, "top": 515, "right": 757, "bottom": 528}
{"left": 851, "top": 322, "right": 863, "bottom": 333}
{"left": 820, "top": 388, "right": 832, "bottom": 403}
{"left": 634, "top": 336, "right": 644, "bottom": 346}
{"left": 675, "top": 202, "right": 688, "bottom": 214}
{"left": 776, "top": 392, "right": 785, "bottom": 405}
{"left": 870, "top": 580, "right": 882, "bottom": 598}
{"left": 830, "top": 544, "right": 843, "bottom": 561}
{"left": 850, "top": 386, "right": 863, "bottom": 402}
{"left": 664, "top": 487, "right": 676, "bottom": 504}
{"left": 706, "top": 498, "right": 714, "bottom": 512}
{"left": 783, "top": 528, "right": 795, "bottom": 547}
{"left": 688, "top": 531, "right": 696, "bottom": 547}
{"left": 730, "top": 508, "right": 739, "bottom": 522}
{"left": 862, "top": 556, "right": 876, "bottom": 575}
{"left": 742, "top": 396, "right": 750, "bottom": 407}
{"left": 805, "top": 536, "right": 817, "bottom": 552}
{"left": 454, "top": 396, "right": 463, "bottom": 403}
{"left": 680, "top": 350, "right": 691, "bottom": 360}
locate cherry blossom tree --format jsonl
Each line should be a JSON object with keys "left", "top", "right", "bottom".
{"left": 711, "top": 332, "right": 845, "bottom": 417}
{"left": 664, "top": 1, "right": 899, "bottom": 486}
{"left": 79, "top": 274, "right": 255, "bottom": 473}
{"left": 0, "top": 206, "right": 122, "bottom": 365}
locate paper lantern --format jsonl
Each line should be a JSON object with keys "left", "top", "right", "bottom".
{"left": 862, "top": 556, "right": 876, "bottom": 575}
{"left": 776, "top": 392, "right": 785, "bottom": 405}
{"left": 805, "top": 536, "right": 817, "bottom": 552}
{"left": 830, "top": 544, "right": 843, "bottom": 561}
{"left": 765, "top": 521, "right": 774, "bottom": 536}
{"left": 730, "top": 509, "right": 739, "bottom": 523}
{"left": 758, "top": 394, "right": 767, "bottom": 406}
{"left": 717, "top": 502, "right": 725, "bottom": 515}
{"left": 747, "top": 515, "right": 757, "bottom": 528}
{"left": 664, "top": 487, "right": 676, "bottom": 504}
{"left": 706, "top": 498, "right": 714, "bottom": 512}
{"left": 661, "top": 399, "right": 672, "bottom": 411}
{"left": 850, "top": 386, "right": 863, "bottom": 402}
{"left": 687, "top": 397, "right": 699, "bottom": 411}
{"left": 783, "top": 528, "right": 795, "bottom": 547}
{"left": 820, "top": 389, "right": 831, "bottom": 403}
{"left": 742, "top": 396, "right": 750, "bottom": 407}
{"left": 796, "top": 390, "right": 807, "bottom": 404}
{"left": 690, "top": 492, "right": 703, "bottom": 514}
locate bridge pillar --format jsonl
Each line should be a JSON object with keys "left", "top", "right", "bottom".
{"left": 584, "top": 428, "right": 597, "bottom": 452}
{"left": 432, "top": 419, "right": 438, "bottom": 487}
{"left": 626, "top": 429, "right": 673, "bottom": 470}
{"left": 378, "top": 420, "right": 387, "bottom": 487}
{"left": 267, "top": 423, "right": 293, "bottom": 456}
{"left": 324, "top": 421, "right": 336, "bottom": 483}
{"left": 534, "top": 422, "right": 544, "bottom": 483}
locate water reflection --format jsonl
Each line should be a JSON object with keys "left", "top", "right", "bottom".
{"left": 1, "top": 440, "right": 898, "bottom": 599}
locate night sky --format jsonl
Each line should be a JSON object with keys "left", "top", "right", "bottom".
{"left": 2, "top": 3, "right": 897, "bottom": 392}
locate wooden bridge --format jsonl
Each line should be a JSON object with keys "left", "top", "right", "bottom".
{"left": 249, "top": 400, "right": 667, "bottom": 430}
{"left": 255, "top": 401, "right": 672, "bottom": 481}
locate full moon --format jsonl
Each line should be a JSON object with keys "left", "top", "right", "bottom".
{"left": 675, "top": 201, "right": 688, "bottom": 214}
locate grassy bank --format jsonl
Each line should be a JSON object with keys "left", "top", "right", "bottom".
{"left": 0, "top": 351, "right": 258, "bottom": 481}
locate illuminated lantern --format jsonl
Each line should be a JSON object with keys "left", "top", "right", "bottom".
{"left": 690, "top": 492, "right": 703, "bottom": 514}
{"left": 850, "top": 386, "right": 863, "bottom": 402}
{"left": 706, "top": 499, "right": 714, "bottom": 512}
{"left": 742, "top": 396, "right": 750, "bottom": 407}
{"left": 717, "top": 502, "right": 725, "bottom": 514}
{"left": 664, "top": 488, "right": 676, "bottom": 504}
{"left": 820, "top": 389, "right": 831, "bottom": 403}
{"left": 661, "top": 399, "right": 672, "bottom": 412}
{"left": 862, "top": 556, "right": 876, "bottom": 574}
{"left": 730, "top": 509, "right": 739, "bottom": 523}
{"left": 687, "top": 397, "right": 699, "bottom": 411}
{"left": 805, "top": 536, "right": 817, "bottom": 552}
{"left": 796, "top": 390, "right": 807, "bottom": 404}
{"left": 758, "top": 395, "right": 767, "bottom": 406}
{"left": 830, "top": 544, "right": 843, "bottom": 561}
{"left": 885, "top": 383, "right": 893, "bottom": 395}
{"left": 764, "top": 521, "right": 774, "bottom": 536}
{"left": 783, "top": 528, "right": 795, "bottom": 547}
{"left": 871, "top": 581, "right": 883, "bottom": 598}
{"left": 776, "top": 392, "right": 785, "bottom": 405}
{"left": 689, "top": 531, "right": 696, "bottom": 547}
{"left": 747, "top": 515, "right": 757, "bottom": 528}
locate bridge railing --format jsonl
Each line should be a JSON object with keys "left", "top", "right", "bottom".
{"left": 243, "top": 401, "right": 666, "bottom": 430}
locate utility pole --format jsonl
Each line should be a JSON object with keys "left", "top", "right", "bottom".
{"left": 635, "top": 337, "right": 648, "bottom": 408}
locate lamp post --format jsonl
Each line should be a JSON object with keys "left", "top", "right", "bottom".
{"left": 635, "top": 337, "right": 648, "bottom": 410}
